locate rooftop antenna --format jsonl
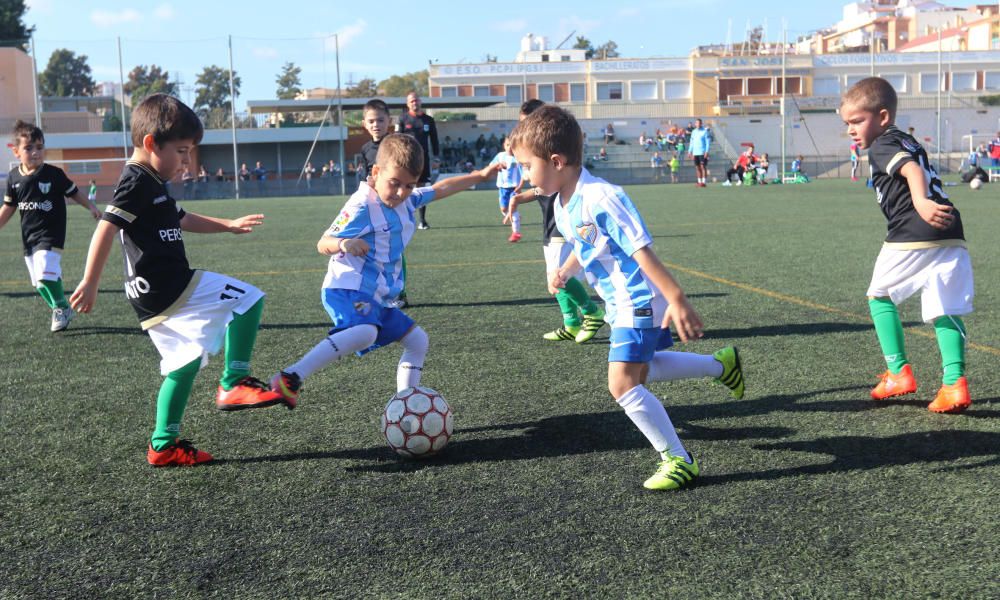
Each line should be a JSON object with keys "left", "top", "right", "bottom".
{"left": 555, "top": 30, "right": 576, "bottom": 49}
{"left": 725, "top": 18, "right": 733, "bottom": 56}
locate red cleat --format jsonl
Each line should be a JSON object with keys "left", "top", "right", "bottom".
{"left": 147, "top": 439, "right": 213, "bottom": 467}
{"left": 928, "top": 377, "right": 971, "bottom": 414}
{"left": 508, "top": 232, "right": 522, "bottom": 243}
{"left": 871, "top": 364, "right": 917, "bottom": 400}
{"left": 269, "top": 370, "right": 301, "bottom": 409}
{"left": 216, "top": 376, "right": 285, "bottom": 411}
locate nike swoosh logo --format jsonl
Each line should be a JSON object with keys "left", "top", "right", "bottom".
{"left": 610, "top": 341, "right": 630, "bottom": 349}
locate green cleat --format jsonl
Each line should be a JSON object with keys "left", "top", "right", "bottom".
{"left": 543, "top": 326, "right": 580, "bottom": 341}
{"left": 575, "top": 309, "right": 606, "bottom": 343}
{"left": 713, "top": 346, "right": 745, "bottom": 399}
{"left": 643, "top": 454, "right": 699, "bottom": 491}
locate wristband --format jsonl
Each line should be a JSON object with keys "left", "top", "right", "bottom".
{"left": 338, "top": 238, "right": 347, "bottom": 253}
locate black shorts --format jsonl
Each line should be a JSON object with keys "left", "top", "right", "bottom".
{"left": 693, "top": 155, "right": 709, "bottom": 167}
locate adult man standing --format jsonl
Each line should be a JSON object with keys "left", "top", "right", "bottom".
{"left": 688, "top": 118, "right": 711, "bottom": 188}
{"left": 396, "top": 91, "right": 440, "bottom": 229}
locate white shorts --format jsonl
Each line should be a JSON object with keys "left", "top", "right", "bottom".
{"left": 543, "top": 236, "right": 583, "bottom": 280}
{"left": 867, "top": 245, "right": 973, "bottom": 323}
{"left": 24, "top": 249, "right": 62, "bottom": 287}
{"left": 147, "top": 271, "right": 264, "bottom": 375}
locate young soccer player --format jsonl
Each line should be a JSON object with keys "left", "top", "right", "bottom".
{"left": 850, "top": 142, "right": 861, "bottom": 182}
{"left": 841, "top": 77, "right": 974, "bottom": 414}
{"left": 69, "top": 94, "right": 288, "bottom": 467}
{"left": 509, "top": 106, "right": 745, "bottom": 491}
{"left": 505, "top": 99, "right": 606, "bottom": 344}
{"left": 490, "top": 138, "right": 522, "bottom": 242}
{"left": 87, "top": 179, "right": 98, "bottom": 207}
{"left": 668, "top": 151, "right": 679, "bottom": 184}
{"left": 1, "top": 120, "right": 101, "bottom": 332}
{"left": 269, "top": 134, "right": 500, "bottom": 405}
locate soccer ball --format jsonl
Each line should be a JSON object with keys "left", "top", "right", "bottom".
{"left": 380, "top": 387, "right": 453, "bottom": 458}
{"left": 970, "top": 178, "right": 983, "bottom": 190}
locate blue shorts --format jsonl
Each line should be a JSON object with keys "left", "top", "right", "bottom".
{"left": 322, "top": 289, "right": 414, "bottom": 356}
{"left": 498, "top": 187, "right": 516, "bottom": 211}
{"left": 608, "top": 327, "right": 674, "bottom": 363}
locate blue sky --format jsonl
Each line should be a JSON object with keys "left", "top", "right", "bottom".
{"left": 24, "top": 0, "right": 849, "bottom": 110}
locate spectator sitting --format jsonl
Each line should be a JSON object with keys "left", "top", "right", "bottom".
{"left": 594, "top": 147, "right": 609, "bottom": 162}
{"left": 723, "top": 145, "right": 757, "bottom": 186}
{"left": 757, "top": 153, "right": 770, "bottom": 184}
{"left": 639, "top": 132, "right": 653, "bottom": 151}
{"left": 603, "top": 123, "right": 615, "bottom": 144}
{"left": 214, "top": 167, "right": 225, "bottom": 182}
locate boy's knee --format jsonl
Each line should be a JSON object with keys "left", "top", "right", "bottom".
{"left": 352, "top": 324, "right": 379, "bottom": 348}
{"left": 401, "top": 325, "right": 428, "bottom": 352}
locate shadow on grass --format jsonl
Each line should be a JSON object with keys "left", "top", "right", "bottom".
{"left": 61, "top": 326, "right": 143, "bottom": 337}
{"left": 707, "top": 320, "right": 920, "bottom": 340}
{"left": 0, "top": 288, "right": 120, "bottom": 300}
{"left": 411, "top": 292, "right": 726, "bottom": 310}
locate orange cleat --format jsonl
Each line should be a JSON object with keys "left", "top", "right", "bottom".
{"left": 928, "top": 377, "right": 971, "bottom": 414}
{"left": 216, "top": 376, "right": 285, "bottom": 411}
{"left": 508, "top": 232, "right": 522, "bottom": 243}
{"left": 871, "top": 364, "right": 917, "bottom": 400}
{"left": 147, "top": 439, "right": 213, "bottom": 467}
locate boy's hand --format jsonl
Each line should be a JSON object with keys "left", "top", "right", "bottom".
{"left": 88, "top": 205, "right": 101, "bottom": 220}
{"left": 228, "top": 213, "right": 264, "bottom": 234}
{"left": 549, "top": 269, "right": 568, "bottom": 292}
{"left": 69, "top": 280, "right": 98, "bottom": 313}
{"left": 663, "top": 297, "right": 704, "bottom": 342}
{"left": 324, "top": 238, "right": 369, "bottom": 257}
{"left": 478, "top": 162, "right": 502, "bottom": 179}
{"left": 913, "top": 197, "right": 954, "bottom": 230}
{"left": 502, "top": 207, "right": 516, "bottom": 225}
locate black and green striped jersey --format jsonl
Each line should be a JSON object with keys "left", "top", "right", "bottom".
{"left": 4, "top": 163, "right": 78, "bottom": 255}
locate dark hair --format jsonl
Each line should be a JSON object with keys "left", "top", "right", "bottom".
{"left": 363, "top": 98, "right": 390, "bottom": 117}
{"left": 519, "top": 99, "right": 545, "bottom": 116}
{"left": 11, "top": 119, "right": 43, "bottom": 145}
{"left": 508, "top": 105, "right": 583, "bottom": 167}
{"left": 842, "top": 77, "right": 898, "bottom": 120}
{"left": 130, "top": 94, "right": 204, "bottom": 148}
{"left": 376, "top": 133, "right": 424, "bottom": 178}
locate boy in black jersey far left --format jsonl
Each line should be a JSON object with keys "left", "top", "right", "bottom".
{"left": 70, "top": 95, "right": 289, "bottom": 467}
{"left": 0, "top": 120, "right": 101, "bottom": 332}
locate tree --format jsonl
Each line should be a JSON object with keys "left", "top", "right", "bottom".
{"left": 345, "top": 78, "right": 378, "bottom": 98}
{"left": 0, "top": 0, "right": 33, "bottom": 49}
{"left": 378, "top": 70, "right": 428, "bottom": 97}
{"left": 193, "top": 65, "right": 240, "bottom": 117}
{"left": 124, "top": 65, "right": 177, "bottom": 105}
{"left": 39, "top": 49, "right": 94, "bottom": 97}
{"left": 573, "top": 36, "right": 595, "bottom": 60}
{"left": 275, "top": 61, "right": 302, "bottom": 100}
{"left": 593, "top": 41, "right": 619, "bottom": 60}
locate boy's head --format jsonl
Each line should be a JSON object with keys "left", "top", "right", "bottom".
{"left": 363, "top": 99, "right": 391, "bottom": 141}
{"left": 841, "top": 77, "right": 897, "bottom": 149}
{"left": 371, "top": 133, "right": 423, "bottom": 208}
{"left": 10, "top": 120, "right": 45, "bottom": 171}
{"left": 508, "top": 105, "right": 583, "bottom": 196}
{"left": 130, "top": 94, "right": 203, "bottom": 179}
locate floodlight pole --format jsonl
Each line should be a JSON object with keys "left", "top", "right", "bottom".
{"left": 936, "top": 27, "right": 942, "bottom": 169}
{"left": 228, "top": 35, "right": 241, "bottom": 200}
{"left": 335, "top": 33, "right": 346, "bottom": 196}
{"left": 117, "top": 37, "right": 129, "bottom": 158}
{"left": 29, "top": 34, "right": 41, "bottom": 128}
{"left": 780, "top": 26, "right": 786, "bottom": 184}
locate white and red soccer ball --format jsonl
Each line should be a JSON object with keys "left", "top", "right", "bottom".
{"left": 380, "top": 387, "right": 453, "bottom": 458}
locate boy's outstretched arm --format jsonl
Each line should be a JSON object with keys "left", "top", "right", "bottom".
{"left": 0, "top": 203, "right": 15, "bottom": 230}
{"left": 67, "top": 189, "right": 101, "bottom": 220}
{"left": 899, "top": 161, "right": 953, "bottom": 230}
{"left": 632, "top": 246, "right": 704, "bottom": 342}
{"left": 180, "top": 212, "right": 265, "bottom": 234}
{"left": 70, "top": 220, "right": 120, "bottom": 313}
{"left": 430, "top": 163, "right": 502, "bottom": 202}
{"left": 503, "top": 187, "right": 539, "bottom": 224}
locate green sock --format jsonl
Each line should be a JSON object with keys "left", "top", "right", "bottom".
{"left": 555, "top": 290, "right": 582, "bottom": 328}
{"left": 36, "top": 285, "right": 56, "bottom": 309}
{"left": 39, "top": 279, "right": 70, "bottom": 309}
{"left": 564, "top": 277, "right": 601, "bottom": 316}
{"left": 151, "top": 357, "right": 200, "bottom": 451}
{"left": 934, "top": 315, "right": 966, "bottom": 385}
{"left": 220, "top": 298, "right": 265, "bottom": 390}
{"left": 869, "top": 297, "right": 907, "bottom": 373}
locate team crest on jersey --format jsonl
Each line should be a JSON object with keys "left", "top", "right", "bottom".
{"left": 353, "top": 301, "right": 372, "bottom": 315}
{"left": 577, "top": 222, "right": 598, "bottom": 245}
{"left": 38, "top": 181, "right": 51, "bottom": 194}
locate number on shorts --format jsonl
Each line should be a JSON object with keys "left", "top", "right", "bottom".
{"left": 219, "top": 283, "right": 247, "bottom": 301}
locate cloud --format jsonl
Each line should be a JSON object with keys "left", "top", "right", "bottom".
{"left": 492, "top": 19, "right": 528, "bottom": 33}
{"left": 153, "top": 4, "right": 175, "bottom": 20}
{"left": 324, "top": 19, "right": 368, "bottom": 51}
{"left": 90, "top": 8, "right": 142, "bottom": 28}
{"left": 252, "top": 46, "right": 279, "bottom": 59}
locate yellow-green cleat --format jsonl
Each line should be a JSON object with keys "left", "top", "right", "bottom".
{"left": 543, "top": 325, "right": 580, "bottom": 341}
{"left": 575, "top": 309, "right": 606, "bottom": 343}
{"left": 713, "top": 346, "right": 744, "bottom": 399}
{"left": 643, "top": 454, "right": 699, "bottom": 491}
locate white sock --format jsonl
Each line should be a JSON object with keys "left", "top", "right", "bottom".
{"left": 396, "top": 326, "right": 428, "bottom": 391}
{"left": 287, "top": 324, "right": 377, "bottom": 380}
{"left": 647, "top": 351, "right": 723, "bottom": 382}
{"left": 616, "top": 385, "right": 688, "bottom": 460}
{"left": 511, "top": 211, "right": 521, "bottom": 233}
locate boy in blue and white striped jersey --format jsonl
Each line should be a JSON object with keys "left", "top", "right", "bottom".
{"left": 270, "top": 134, "right": 499, "bottom": 405}
{"left": 509, "top": 106, "right": 745, "bottom": 491}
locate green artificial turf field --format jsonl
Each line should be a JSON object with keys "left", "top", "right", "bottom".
{"left": 2, "top": 180, "right": 998, "bottom": 598}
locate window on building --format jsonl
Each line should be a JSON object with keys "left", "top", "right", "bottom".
{"left": 597, "top": 82, "right": 623, "bottom": 101}
{"left": 718, "top": 78, "right": 743, "bottom": 102}
{"left": 630, "top": 81, "right": 657, "bottom": 101}
{"left": 67, "top": 162, "right": 101, "bottom": 175}
{"left": 776, "top": 77, "right": 801, "bottom": 95}
{"left": 920, "top": 73, "right": 942, "bottom": 93}
{"left": 879, "top": 73, "right": 906, "bottom": 93}
{"left": 441, "top": 86, "right": 457, "bottom": 97}
{"left": 537, "top": 84, "right": 554, "bottom": 102}
{"left": 951, "top": 72, "right": 976, "bottom": 92}
{"left": 663, "top": 80, "right": 691, "bottom": 100}
{"left": 813, "top": 76, "right": 840, "bottom": 96}
{"left": 473, "top": 85, "right": 490, "bottom": 97}
{"left": 746, "top": 77, "right": 771, "bottom": 95}
{"left": 505, "top": 85, "right": 522, "bottom": 104}
{"left": 541, "top": 54, "right": 549, "bottom": 62}
{"left": 561, "top": 55, "right": 571, "bottom": 62}
{"left": 985, "top": 71, "right": 1000, "bottom": 90}
{"left": 570, "top": 83, "right": 586, "bottom": 102}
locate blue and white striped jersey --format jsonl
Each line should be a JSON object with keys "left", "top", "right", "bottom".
{"left": 490, "top": 151, "right": 522, "bottom": 189}
{"left": 321, "top": 182, "right": 435, "bottom": 305}
{"left": 554, "top": 168, "right": 665, "bottom": 329}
